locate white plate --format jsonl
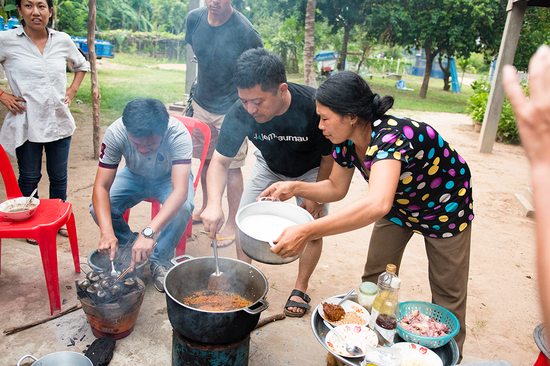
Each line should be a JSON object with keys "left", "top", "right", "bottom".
{"left": 317, "top": 296, "right": 370, "bottom": 326}
{"left": 325, "top": 324, "right": 378, "bottom": 358}
{"left": 391, "top": 342, "right": 443, "bottom": 366}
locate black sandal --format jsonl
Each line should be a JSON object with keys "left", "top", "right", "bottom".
{"left": 284, "top": 289, "right": 311, "bottom": 318}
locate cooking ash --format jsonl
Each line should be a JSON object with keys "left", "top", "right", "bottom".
{"left": 50, "top": 310, "right": 94, "bottom": 348}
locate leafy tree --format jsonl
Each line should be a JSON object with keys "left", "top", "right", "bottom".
{"left": 95, "top": 0, "right": 152, "bottom": 32}
{"left": 317, "top": 0, "right": 369, "bottom": 70}
{"left": 267, "top": 16, "right": 304, "bottom": 73}
{"left": 1, "top": 0, "right": 18, "bottom": 19}
{"left": 457, "top": 57, "right": 473, "bottom": 87}
{"left": 369, "top": 0, "right": 506, "bottom": 98}
{"left": 57, "top": 0, "right": 88, "bottom": 35}
{"left": 515, "top": 7, "right": 550, "bottom": 71}
{"left": 345, "top": 24, "right": 378, "bottom": 74}
{"left": 468, "top": 52, "right": 490, "bottom": 74}
{"left": 131, "top": 0, "right": 152, "bottom": 32}
{"left": 151, "top": 0, "right": 187, "bottom": 34}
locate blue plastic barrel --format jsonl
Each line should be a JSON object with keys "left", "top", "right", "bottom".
{"left": 7, "top": 17, "right": 20, "bottom": 29}
{"left": 0, "top": 15, "right": 4, "bottom": 31}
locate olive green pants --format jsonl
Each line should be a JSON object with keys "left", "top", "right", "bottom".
{"left": 362, "top": 218, "right": 471, "bottom": 360}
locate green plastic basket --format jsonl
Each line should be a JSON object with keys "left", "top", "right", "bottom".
{"left": 397, "top": 301, "right": 459, "bottom": 348}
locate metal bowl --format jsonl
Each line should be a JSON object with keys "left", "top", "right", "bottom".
{"left": 0, "top": 197, "right": 40, "bottom": 221}
{"left": 236, "top": 200, "right": 314, "bottom": 264}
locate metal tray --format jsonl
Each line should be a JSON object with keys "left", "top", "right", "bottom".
{"left": 310, "top": 294, "right": 459, "bottom": 366}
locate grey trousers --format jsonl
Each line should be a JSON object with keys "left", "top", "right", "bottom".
{"left": 362, "top": 218, "right": 471, "bottom": 359}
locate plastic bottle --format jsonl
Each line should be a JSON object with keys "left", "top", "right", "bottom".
{"left": 374, "top": 277, "right": 401, "bottom": 347}
{"left": 357, "top": 281, "right": 377, "bottom": 313}
{"left": 368, "top": 264, "right": 397, "bottom": 329}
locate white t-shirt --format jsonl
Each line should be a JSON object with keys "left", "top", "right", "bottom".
{"left": 99, "top": 117, "right": 192, "bottom": 178}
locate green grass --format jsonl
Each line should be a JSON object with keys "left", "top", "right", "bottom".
{"left": 107, "top": 52, "right": 186, "bottom": 68}
{"left": 66, "top": 53, "right": 473, "bottom": 125}
{"left": 289, "top": 72, "right": 474, "bottom": 114}
{"left": 365, "top": 74, "right": 473, "bottom": 114}
{"left": 69, "top": 60, "right": 186, "bottom": 123}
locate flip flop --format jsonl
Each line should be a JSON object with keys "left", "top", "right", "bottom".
{"left": 284, "top": 289, "right": 311, "bottom": 318}
{"left": 58, "top": 227, "right": 69, "bottom": 237}
{"left": 211, "top": 234, "right": 235, "bottom": 248}
{"left": 192, "top": 217, "right": 202, "bottom": 225}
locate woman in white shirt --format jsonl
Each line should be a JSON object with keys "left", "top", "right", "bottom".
{"left": 0, "top": 0, "right": 89, "bottom": 237}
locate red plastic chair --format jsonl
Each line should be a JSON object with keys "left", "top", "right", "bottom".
{"left": 123, "top": 116, "right": 211, "bottom": 256}
{"left": 0, "top": 144, "right": 80, "bottom": 315}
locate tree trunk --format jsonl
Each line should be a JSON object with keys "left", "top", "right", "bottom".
{"left": 303, "top": 0, "right": 317, "bottom": 88}
{"left": 356, "top": 42, "right": 371, "bottom": 74}
{"left": 337, "top": 25, "right": 352, "bottom": 71}
{"left": 419, "top": 38, "right": 435, "bottom": 99}
{"left": 138, "top": 7, "right": 142, "bottom": 32}
{"left": 439, "top": 56, "right": 451, "bottom": 91}
{"left": 88, "top": 0, "right": 101, "bottom": 160}
{"left": 53, "top": 0, "right": 58, "bottom": 29}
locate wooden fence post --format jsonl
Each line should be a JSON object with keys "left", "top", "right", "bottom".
{"left": 87, "top": 0, "right": 101, "bottom": 160}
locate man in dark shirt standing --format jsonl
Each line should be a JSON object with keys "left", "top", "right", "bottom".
{"left": 185, "top": 0, "right": 263, "bottom": 248}
{"left": 201, "top": 48, "right": 334, "bottom": 317}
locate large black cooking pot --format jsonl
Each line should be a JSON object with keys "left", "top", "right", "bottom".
{"left": 165, "top": 255, "right": 269, "bottom": 344}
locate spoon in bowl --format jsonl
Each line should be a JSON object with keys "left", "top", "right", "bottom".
{"left": 323, "top": 320, "right": 364, "bottom": 357}
{"left": 11, "top": 188, "right": 38, "bottom": 212}
{"left": 337, "top": 289, "right": 355, "bottom": 305}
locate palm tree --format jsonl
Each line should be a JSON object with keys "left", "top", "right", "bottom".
{"left": 303, "top": 0, "right": 317, "bottom": 88}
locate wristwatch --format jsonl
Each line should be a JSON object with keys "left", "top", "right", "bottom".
{"left": 141, "top": 227, "right": 156, "bottom": 239}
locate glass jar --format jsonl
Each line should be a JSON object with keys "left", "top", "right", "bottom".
{"left": 357, "top": 281, "right": 378, "bottom": 313}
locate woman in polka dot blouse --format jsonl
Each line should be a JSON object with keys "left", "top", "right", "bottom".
{"left": 260, "top": 71, "right": 473, "bottom": 357}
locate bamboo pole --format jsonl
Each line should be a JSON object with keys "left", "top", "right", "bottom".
{"left": 88, "top": 0, "right": 101, "bottom": 160}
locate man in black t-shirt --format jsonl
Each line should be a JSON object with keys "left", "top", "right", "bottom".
{"left": 201, "top": 48, "right": 333, "bottom": 317}
{"left": 185, "top": 0, "right": 263, "bottom": 247}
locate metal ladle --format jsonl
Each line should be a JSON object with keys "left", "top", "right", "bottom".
{"left": 207, "top": 235, "right": 231, "bottom": 291}
{"left": 324, "top": 320, "right": 364, "bottom": 357}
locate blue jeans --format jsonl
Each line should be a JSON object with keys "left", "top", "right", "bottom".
{"left": 90, "top": 167, "right": 194, "bottom": 267}
{"left": 15, "top": 136, "right": 72, "bottom": 201}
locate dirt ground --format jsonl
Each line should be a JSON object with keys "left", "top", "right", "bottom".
{"left": 0, "top": 64, "right": 542, "bottom": 366}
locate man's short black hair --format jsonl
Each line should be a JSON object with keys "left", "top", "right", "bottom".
{"left": 122, "top": 98, "right": 169, "bottom": 138}
{"left": 233, "top": 48, "right": 287, "bottom": 95}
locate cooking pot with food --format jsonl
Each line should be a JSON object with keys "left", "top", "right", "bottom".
{"left": 165, "top": 255, "right": 269, "bottom": 344}
{"left": 17, "top": 352, "right": 92, "bottom": 366}
{"left": 236, "top": 199, "right": 314, "bottom": 264}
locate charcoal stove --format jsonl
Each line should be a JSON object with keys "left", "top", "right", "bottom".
{"left": 172, "top": 329, "right": 250, "bottom": 366}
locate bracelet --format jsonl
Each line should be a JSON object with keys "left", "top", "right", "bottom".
{"left": 0, "top": 90, "right": 4, "bottom": 97}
